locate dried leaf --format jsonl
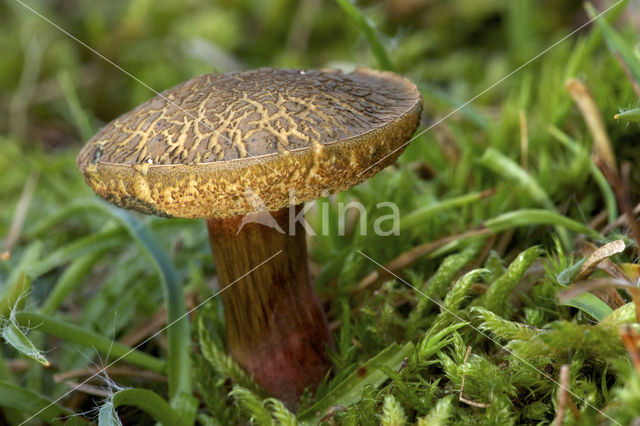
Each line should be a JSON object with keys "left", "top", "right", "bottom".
{"left": 575, "top": 240, "right": 625, "bottom": 281}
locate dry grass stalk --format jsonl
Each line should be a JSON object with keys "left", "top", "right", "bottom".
{"left": 595, "top": 159, "right": 640, "bottom": 251}
{"left": 620, "top": 325, "right": 640, "bottom": 376}
{"left": 576, "top": 240, "right": 626, "bottom": 281}
{"left": 459, "top": 346, "right": 489, "bottom": 408}
{"left": 614, "top": 51, "right": 640, "bottom": 99}
{"left": 565, "top": 78, "right": 616, "bottom": 171}
{"left": 54, "top": 366, "right": 166, "bottom": 383}
{"left": 3, "top": 173, "right": 38, "bottom": 253}
{"left": 353, "top": 228, "right": 492, "bottom": 294}
{"left": 554, "top": 364, "right": 580, "bottom": 425}
{"left": 519, "top": 109, "right": 529, "bottom": 170}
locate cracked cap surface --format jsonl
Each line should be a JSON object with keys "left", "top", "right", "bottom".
{"left": 77, "top": 67, "right": 422, "bottom": 218}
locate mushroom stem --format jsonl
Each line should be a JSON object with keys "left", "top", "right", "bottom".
{"left": 206, "top": 205, "right": 332, "bottom": 407}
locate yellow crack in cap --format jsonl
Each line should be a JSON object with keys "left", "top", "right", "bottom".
{"left": 77, "top": 67, "right": 423, "bottom": 218}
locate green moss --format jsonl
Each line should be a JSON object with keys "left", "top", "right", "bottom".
{"left": 1, "top": 0, "right": 639, "bottom": 424}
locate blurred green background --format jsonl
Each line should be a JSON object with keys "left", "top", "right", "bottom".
{"left": 3, "top": 0, "right": 640, "bottom": 424}
{"left": 0, "top": 0, "right": 600, "bottom": 146}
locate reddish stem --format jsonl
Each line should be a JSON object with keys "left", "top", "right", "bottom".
{"left": 206, "top": 205, "right": 332, "bottom": 407}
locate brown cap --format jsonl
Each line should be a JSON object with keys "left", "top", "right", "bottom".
{"left": 77, "top": 67, "right": 422, "bottom": 218}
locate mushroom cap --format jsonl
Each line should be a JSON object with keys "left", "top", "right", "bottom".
{"left": 77, "top": 67, "right": 422, "bottom": 218}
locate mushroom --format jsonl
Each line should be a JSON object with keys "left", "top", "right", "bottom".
{"left": 77, "top": 67, "right": 422, "bottom": 406}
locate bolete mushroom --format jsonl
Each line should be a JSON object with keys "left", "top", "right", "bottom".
{"left": 77, "top": 67, "right": 422, "bottom": 406}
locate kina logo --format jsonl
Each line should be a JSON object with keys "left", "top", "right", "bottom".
{"left": 236, "top": 189, "right": 285, "bottom": 235}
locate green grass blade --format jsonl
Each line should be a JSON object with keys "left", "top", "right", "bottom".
{"left": 478, "top": 148, "right": 553, "bottom": 209}
{"left": 76, "top": 199, "right": 193, "bottom": 419}
{"left": 27, "top": 200, "right": 194, "bottom": 239}
{"left": 601, "top": 302, "right": 636, "bottom": 326}
{"left": 299, "top": 341, "right": 415, "bottom": 423}
{"left": 98, "top": 403, "right": 121, "bottom": 426}
{"left": 0, "top": 271, "right": 31, "bottom": 318}
{"left": 484, "top": 209, "right": 602, "bottom": 240}
{"left": 2, "top": 319, "right": 49, "bottom": 366}
{"left": 559, "top": 292, "right": 613, "bottom": 321}
{"left": 586, "top": 165, "right": 617, "bottom": 223}
{"left": 28, "top": 227, "right": 125, "bottom": 278}
{"left": 97, "top": 206, "right": 190, "bottom": 389}
{"left": 13, "top": 311, "right": 165, "bottom": 373}
{"left": 27, "top": 203, "right": 90, "bottom": 238}
{"left": 557, "top": 257, "right": 587, "bottom": 286}
{"left": 57, "top": 70, "right": 95, "bottom": 141}
{"left": 335, "top": 0, "right": 394, "bottom": 70}
{"left": 1, "top": 241, "right": 41, "bottom": 316}
{"left": 614, "top": 107, "right": 640, "bottom": 122}
{"left": 400, "top": 190, "right": 493, "bottom": 232}
{"left": 196, "top": 414, "right": 222, "bottom": 426}
{"left": 26, "top": 198, "right": 192, "bottom": 416}
{"left": 0, "top": 379, "right": 86, "bottom": 425}
{"left": 111, "top": 388, "right": 184, "bottom": 426}
{"left": 418, "top": 83, "right": 490, "bottom": 130}
{"left": 586, "top": 1, "right": 640, "bottom": 84}
{"left": 40, "top": 251, "right": 104, "bottom": 315}
{"left": 547, "top": 125, "right": 617, "bottom": 223}
{"left": 479, "top": 148, "right": 569, "bottom": 261}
